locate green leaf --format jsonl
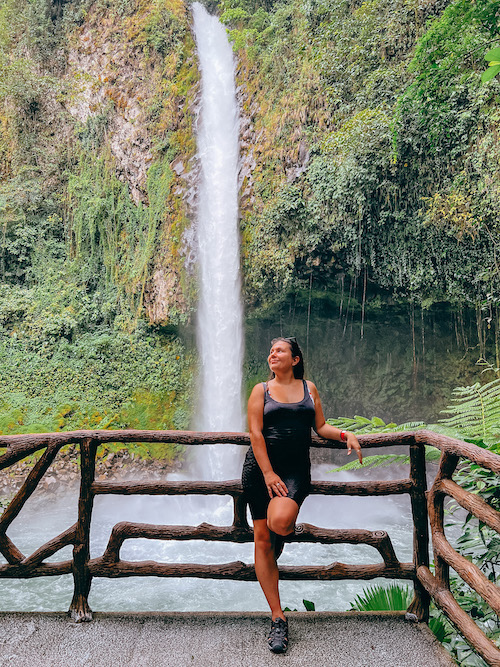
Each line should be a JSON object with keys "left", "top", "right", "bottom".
{"left": 329, "top": 453, "right": 410, "bottom": 474}
{"left": 482, "top": 63, "right": 500, "bottom": 83}
{"left": 303, "top": 599, "right": 315, "bottom": 611}
{"left": 484, "top": 47, "right": 500, "bottom": 62}
{"left": 350, "top": 583, "right": 413, "bottom": 611}
{"left": 353, "top": 416, "right": 372, "bottom": 425}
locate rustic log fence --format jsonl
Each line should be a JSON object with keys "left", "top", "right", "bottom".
{"left": 0, "top": 429, "right": 499, "bottom": 665}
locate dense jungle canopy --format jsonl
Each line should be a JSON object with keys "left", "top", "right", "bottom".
{"left": 0, "top": 0, "right": 499, "bottom": 431}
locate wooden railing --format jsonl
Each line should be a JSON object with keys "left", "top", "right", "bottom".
{"left": 0, "top": 429, "right": 499, "bottom": 665}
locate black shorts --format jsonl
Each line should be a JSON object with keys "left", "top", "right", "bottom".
{"left": 241, "top": 448, "right": 311, "bottom": 521}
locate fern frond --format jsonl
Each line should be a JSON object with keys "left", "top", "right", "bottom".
{"left": 326, "top": 415, "right": 424, "bottom": 435}
{"left": 440, "top": 377, "right": 500, "bottom": 439}
{"left": 329, "top": 454, "right": 410, "bottom": 474}
{"left": 350, "top": 583, "right": 413, "bottom": 611}
{"left": 396, "top": 421, "right": 425, "bottom": 431}
{"left": 329, "top": 446, "right": 440, "bottom": 474}
{"left": 424, "top": 445, "right": 441, "bottom": 462}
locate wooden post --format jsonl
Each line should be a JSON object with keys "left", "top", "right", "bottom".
{"left": 430, "top": 452, "right": 460, "bottom": 592}
{"left": 68, "top": 438, "right": 96, "bottom": 622}
{"left": 233, "top": 493, "right": 249, "bottom": 530}
{"left": 406, "top": 442, "right": 430, "bottom": 622}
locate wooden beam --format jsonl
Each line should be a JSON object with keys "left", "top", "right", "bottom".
{"left": 0, "top": 561, "right": 73, "bottom": 577}
{"left": 428, "top": 451, "right": 461, "bottom": 591}
{"left": 69, "top": 438, "right": 96, "bottom": 623}
{"left": 415, "top": 430, "right": 500, "bottom": 473}
{"left": 0, "top": 429, "right": 417, "bottom": 451}
{"left": 439, "top": 478, "right": 500, "bottom": 533}
{"left": 432, "top": 532, "right": 500, "bottom": 615}
{"left": 90, "top": 479, "right": 413, "bottom": 497}
{"left": 407, "top": 443, "right": 430, "bottom": 622}
{"left": 311, "top": 480, "right": 412, "bottom": 496}
{"left": 0, "top": 444, "right": 59, "bottom": 531}
{"left": 99, "top": 521, "right": 401, "bottom": 568}
{"left": 89, "top": 558, "right": 415, "bottom": 581}
{"left": 20, "top": 524, "right": 77, "bottom": 569}
{"left": 0, "top": 533, "right": 25, "bottom": 564}
{"left": 0, "top": 428, "right": 498, "bottom": 473}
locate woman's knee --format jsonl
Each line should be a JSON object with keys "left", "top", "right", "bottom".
{"left": 267, "top": 499, "right": 298, "bottom": 536}
{"left": 268, "top": 517, "right": 294, "bottom": 536}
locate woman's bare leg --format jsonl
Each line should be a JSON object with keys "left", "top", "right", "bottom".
{"left": 253, "top": 499, "right": 300, "bottom": 620}
{"left": 253, "top": 519, "right": 286, "bottom": 621}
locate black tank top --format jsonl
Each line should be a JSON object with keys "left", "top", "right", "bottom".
{"left": 262, "top": 379, "right": 316, "bottom": 469}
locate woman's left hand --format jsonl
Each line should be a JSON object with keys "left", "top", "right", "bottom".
{"left": 346, "top": 432, "right": 362, "bottom": 463}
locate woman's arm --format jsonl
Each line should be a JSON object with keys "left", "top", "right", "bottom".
{"left": 308, "top": 381, "right": 363, "bottom": 464}
{"left": 247, "top": 383, "right": 288, "bottom": 497}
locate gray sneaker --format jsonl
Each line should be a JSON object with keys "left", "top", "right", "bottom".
{"left": 268, "top": 617, "right": 289, "bottom": 653}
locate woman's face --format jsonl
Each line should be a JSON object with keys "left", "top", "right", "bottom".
{"left": 268, "top": 340, "right": 298, "bottom": 373}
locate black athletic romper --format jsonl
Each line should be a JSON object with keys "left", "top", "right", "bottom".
{"left": 242, "top": 379, "right": 316, "bottom": 520}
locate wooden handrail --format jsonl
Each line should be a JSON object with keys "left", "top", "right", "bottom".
{"left": 423, "top": 447, "right": 500, "bottom": 666}
{"left": 90, "top": 479, "right": 413, "bottom": 496}
{"left": 418, "top": 565, "right": 500, "bottom": 667}
{"left": 0, "top": 429, "right": 499, "bottom": 665}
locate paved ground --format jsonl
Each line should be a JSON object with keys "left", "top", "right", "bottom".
{"left": 0, "top": 611, "right": 454, "bottom": 667}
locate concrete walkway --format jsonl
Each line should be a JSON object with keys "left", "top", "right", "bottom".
{"left": 0, "top": 611, "right": 454, "bottom": 667}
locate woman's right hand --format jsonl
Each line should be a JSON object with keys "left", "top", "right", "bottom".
{"left": 264, "top": 471, "right": 288, "bottom": 498}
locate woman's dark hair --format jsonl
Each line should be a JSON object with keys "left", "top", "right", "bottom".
{"left": 270, "top": 337, "right": 305, "bottom": 379}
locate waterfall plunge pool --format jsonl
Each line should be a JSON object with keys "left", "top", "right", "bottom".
{"left": 0, "top": 455, "right": 427, "bottom": 614}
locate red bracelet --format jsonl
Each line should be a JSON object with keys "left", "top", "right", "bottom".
{"left": 340, "top": 431, "right": 348, "bottom": 442}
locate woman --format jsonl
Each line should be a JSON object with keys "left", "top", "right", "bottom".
{"left": 242, "top": 336, "right": 362, "bottom": 653}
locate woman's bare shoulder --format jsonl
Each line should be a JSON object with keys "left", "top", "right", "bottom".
{"left": 249, "top": 382, "right": 266, "bottom": 398}
{"left": 306, "top": 380, "right": 320, "bottom": 398}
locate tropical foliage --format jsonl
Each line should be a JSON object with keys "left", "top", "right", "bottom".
{"left": 349, "top": 583, "right": 451, "bottom": 644}
{"left": 220, "top": 0, "right": 500, "bottom": 327}
{"left": 326, "top": 415, "right": 438, "bottom": 474}
{"left": 439, "top": 372, "right": 500, "bottom": 445}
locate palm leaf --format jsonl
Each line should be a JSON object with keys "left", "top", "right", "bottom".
{"left": 350, "top": 583, "right": 413, "bottom": 611}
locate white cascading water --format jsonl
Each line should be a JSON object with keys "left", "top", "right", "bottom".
{"left": 192, "top": 2, "right": 244, "bottom": 480}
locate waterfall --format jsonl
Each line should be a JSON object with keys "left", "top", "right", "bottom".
{"left": 192, "top": 3, "right": 244, "bottom": 479}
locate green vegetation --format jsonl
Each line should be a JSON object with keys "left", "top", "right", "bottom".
{"left": 0, "top": 325, "right": 193, "bottom": 434}
{"left": 220, "top": 0, "right": 500, "bottom": 329}
{"left": 0, "top": 0, "right": 198, "bottom": 439}
{"left": 483, "top": 47, "right": 500, "bottom": 82}
{"left": 349, "top": 583, "right": 450, "bottom": 644}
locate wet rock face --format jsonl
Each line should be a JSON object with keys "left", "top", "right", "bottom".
{"left": 235, "top": 61, "right": 310, "bottom": 215}
{"left": 236, "top": 81, "right": 257, "bottom": 213}
{"left": 66, "top": 20, "right": 154, "bottom": 204}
